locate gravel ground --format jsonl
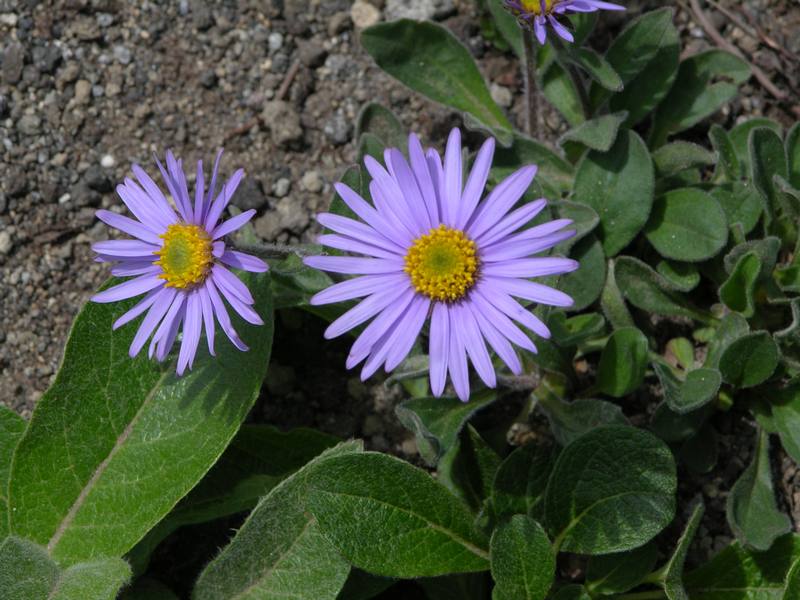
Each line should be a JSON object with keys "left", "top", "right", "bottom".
{"left": 1, "top": 0, "right": 799, "bottom": 579}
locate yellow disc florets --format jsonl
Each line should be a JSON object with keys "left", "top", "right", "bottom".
{"left": 153, "top": 223, "right": 213, "bottom": 289}
{"left": 520, "top": 0, "right": 555, "bottom": 15}
{"left": 404, "top": 225, "right": 479, "bottom": 302}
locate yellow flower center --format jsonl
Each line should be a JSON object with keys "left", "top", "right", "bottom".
{"left": 520, "top": 0, "right": 555, "bottom": 15}
{"left": 404, "top": 225, "right": 478, "bottom": 302}
{"left": 153, "top": 223, "right": 213, "bottom": 288}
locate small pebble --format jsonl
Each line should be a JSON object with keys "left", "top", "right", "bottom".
{"left": 100, "top": 154, "right": 116, "bottom": 168}
{"left": 301, "top": 170, "right": 323, "bottom": 193}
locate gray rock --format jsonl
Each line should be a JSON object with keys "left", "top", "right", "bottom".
{"left": 17, "top": 114, "right": 41, "bottom": 136}
{"left": 351, "top": 0, "right": 381, "bottom": 28}
{"left": 33, "top": 44, "right": 62, "bottom": 75}
{"left": 385, "top": 0, "right": 456, "bottom": 20}
{"left": 301, "top": 170, "right": 324, "bottom": 193}
{"left": 74, "top": 79, "right": 92, "bottom": 104}
{"left": 192, "top": 2, "right": 214, "bottom": 30}
{"left": 323, "top": 110, "right": 352, "bottom": 146}
{"left": 0, "top": 231, "right": 12, "bottom": 256}
{"left": 261, "top": 100, "right": 304, "bottom": 147}
{"left": 296, "top": 39, "right": 327, "bottom": 68}
{"left": 84, "top": 165, "right": 112, "bottom": 193}
{"left": 272, "top": 177, "right": 291, "bottom": 198}
{"left": 5, "top": 168, "right": 27, "bottom": 198}
{"left": 2, "top": 43, "right": 24, "bottom": 85}
{"left": 328, "top": 11, "right": 351, "bottom": 36}
{"left": 113, "top": 45, "right": 132, "bottom": 65}
{"left": 231, "top": 177, "right": 268, "bottom": 211}
{"left": 490, "top": 83, "right": 512, "bottom": 108}
{"left": 199, "top": 69, "right": 217, "bottom": 88}
{"left": 268, "top": 32, "right": 284, "bottom": 53}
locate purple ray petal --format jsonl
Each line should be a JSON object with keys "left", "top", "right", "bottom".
{"left": 482, "top": 257, "right": 579, "bottom": 278}
{"left": 470, "top": 289, "right": 538, "bottom": 352}
{"left": 367, "top": 177, "right": 418, "bottom": 242}
{"left": 92, "top": 239, "right": 160, "bottom": 259}
{"left": 457, "top": 302, "right": 496, "bottom": 388}
{"left": 476, "top": 199, "right": 548, "bottom": 247}
{"left": 303, "top": 255, "right": 405, "bottom": 275}
{"left": 198, "top": 285, "right": 216, "bottom": 356}
{"left": 486, "top": 276, "right": 574, "bottom": 307}
{"left": 429, "top": 302, "right": 450, "bottom": 397}
{"left": 211, "top": 264, "right": 254, "bottom": 304}
{"left": 534, "top": 17, "right": 547, "bottom": 44}
{"left": 155, "top": 152, "right": 192, "bottom": 223}
{"left": 480, "top": 229, "right": 576, "bottom": 262}
{"left": 443, "top": 128, "right": 462, "bottom": 228}
{"left": 206, "top": 149, "right": 224, "bottom": 215}
{"left": 426, "top": 147, "right": 446, "bottom": 225}
{"left": 332, "top": 182, "right": 410, "bottom": 249}
{"left": 474, "top": 284, "right": 550, "bottom": 338}
{"left": 364, "top": 155, "right": 420, "bottom": 237}
{"left": 92, "top": 273, "right": 164, "bottom": 303}
{"left": 117, "top": 180, "right": 175, "bottom": 232}
{"left": 204, "top": 168, "right": 244, "bottom": 231}
{"left": 311, "top": 274, "right": 407, "bottom": 306}
{"left": 110, "top": 262, "right": 161, "bottom": 278}
{"left": 194, "top": 159, "right": 205, "bottom": 226}
{"left": 408, "top": 133, "right": 439, "bottom": 225}
{"left": 96, "top": 210, "right": 162, "bottom": 244}
{"left": 131, "top": 165, "right": 179, "bottom": 227}
{"left": 205, "top": 277, "right": 248, "bottom": 351}
{"left": 177, "top": 292, "right": 202, "bottom": 375}
{"left": 214, "top": 278, "right": 263, "bottom": 326}
{"left": 113, "top": 288, "right": 161, "bottom": 330}
{"left": 466, "top": 165, "right": 538, "bottom": 239}
{"left": 128, "top": 288, "right": 177, "bottom": 357}
{"left": 469, "top": 300, "right": 522, "bottom": 375}
{"left": 324, "top": 288, "right": 398, "bottom": 339}
{"left": 317, "top": 234, "right": 400, "bottom": 260}
{"left": 346, "top": 288, "right": 415, "bottom": 368}
{"left": 154, "top": 299, "right": 185, "bottom": 362}
{"left": 447, "top": 308, "right": 470, "bottom": 402}
{"left": 386, "top": 148, "right": 431, "bottom": 232}
{"left": 548, "top": 16, "right": 575, "bottom": 42}
{"left": 456, "top": 137, "right": 495, "bottom": 229}
{"left": 219, "top": 250, "right": 268, "bottom": 273}
{"left": 317, "top": 213, "right": 405, "bottom": 253}
{"left": 212, "top": 209, "right": 255, "bottom": 240}
{"left": 384, "top": 295, "right": 430, "bottom": 372}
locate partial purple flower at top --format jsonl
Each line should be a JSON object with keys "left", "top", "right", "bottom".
{"left": 304, "top": 128, "right": 579, "bottom": 402}
{"left": 91, "top": 150, "right": 268, "bottom": 375}
{"left": 504, "top": 0, "right": 625, "bottom": 44}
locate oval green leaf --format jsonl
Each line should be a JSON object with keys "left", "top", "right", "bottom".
{"left": 718, "top": 331, "right": 779, "bottom": 388}
{"left": 490, "top": 515, "right": 555, "bottom": 600}
{"left": 597, "top": 327, "right": 649, "bottom": 398}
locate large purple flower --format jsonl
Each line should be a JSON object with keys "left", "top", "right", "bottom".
{"left": 304, "top": 129, "right": 578, "bottom": 401}
{"left": 91, "top": 150, "right": 268, "bottom": 375}
{"left": 504, "top": 0, "right": 625, "bottom": 44}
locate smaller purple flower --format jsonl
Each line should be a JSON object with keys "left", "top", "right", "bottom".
{"left": 91, "top": 150, "right": 268, "bottom": 375}
{"left": 504, "top": 0, "right": 625, "bottom": 45}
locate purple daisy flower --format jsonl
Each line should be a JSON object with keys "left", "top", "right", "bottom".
{"left": 91, "top": 150, "right": 268, "bottom": 375}
{"left": 304, "top": 129, "right": 579, "bottom": 401}
{"left": 504, "top": 0, "right": 625, "bottom": 44}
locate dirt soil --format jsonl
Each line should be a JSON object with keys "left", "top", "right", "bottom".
{"left": 1, "top": 0, "right": 799, "bottom": 592}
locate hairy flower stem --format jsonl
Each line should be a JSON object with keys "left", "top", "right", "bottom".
{"left": 522, "top": 27, "right": 540, "bottom": 138}
{"left": 233, "top": 241, "right": 311, "bottom": 259}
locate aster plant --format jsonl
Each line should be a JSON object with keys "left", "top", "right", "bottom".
{"left": 90, "top": 151, "right": 268, "bottom": 375}
{"left": 305, "top": 128, "right": 577, "bottom": 401}
{"left": 6, "top": 2, "right": 800, "bottom": 599}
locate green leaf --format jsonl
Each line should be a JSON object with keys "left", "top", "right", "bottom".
{"left": 724, "top": 237, "right": 781, "bottom": 277}
{"left": 573, "top": 130, "right": 655, "bottom": 256}
{"left": 553, "top": 585, "right": 592, "bottom": 600}
{"left": 597, "top": 327, "right": 649, "bottom": 397}
{"left": 720, "top": 251, "right": 762, "bottom": 317}
{"left": 771, "top": 382, "right": 800, "bottom": 464}
{"left": 709, "top": 124, "right": 742, "bottom": 181}
{"left": 8, "top": 273, "right": 273, "bottom": 566}
{"left": 361, "top": 20, "right": 512, "bottom": 143}
{"left": 544, "top": 425, "right": 676, "bottom": 555}
{"left": 568, "top": 47, "right": 622, "bottom": 92}
{"left": 549, "top": 312, "right": 606, "bottom": 348}
{"left": 598, "top": 8, "right": 680, "bottom": 126}
{"left": 490, "top": 443, "right": 555, "bottom": 522}
{"left": 685, "top": 533, "right": 800, "bottom": 599}
{"left": 668, "top": 337, "right": 696, "bottom": 370}
{"left": 355, "top": 102, "right": 406, "bottom": 151}
{"left": 710, "top": 182, "right": 763, "bottom": 235}
{"left": 128, "top": 425, "right": 339, "bottom": 573}
{"left": 486, "top": 0, "right": 523, "bottom": 58}
{"left": 586, "top": 541, "right": 658, "bottom": 595}
{"left": 0, "top": 536, "right": 130, "bottom": 600}
{"left": 394, "top": 391, "right": 496, "bottom": 466}
{"left": 559, "top": 112, "right": 628, "bottom": 153}
{"left": 0, "top": 405, "right": 25, "bottom": 537}
{"left": 492, "top": 133, "right": 574, "bottom": 199}
{"left": 438, "top": 425, "right": 502, "bottom": 512}
{"left": 727, "top": 429, "right": 791, "bottom": 551}
{"left": 750, "top": 126, "right": 789, "bottom": 224}
{"left": 538, "top": 396, "right": 628, "bottom": 447}
{"left": 653, "top": 142, "right": 716, "bottom": 178}
{"left": 601, "top": 259, "right": 635, "bottom": 329}
{"left": 271, "top": 252, "right": 334, "bottom": 309}
{"left": 615, "top": 256, "right": 709, "bottom": 321}
{"left": 704, "top": 313, "right": 750, "bottom": 370}
{"left": 651, "top": 50, "right": 750, "bottom": 146}
{"left": 718, "top": 331, "right": 779, "bottom": 388}
{"left": 559, "top": 235, "right": 606, "bottom": 312}
{"left": 679, "top": 424, "right": 719, "bottom": 475}
{"left": 645, "top": 187, "right": 728, "bottom": 262}
{"left": 653, "top": 360, "right": 720, "bottom": 415}
{"left": 193, "top": 442, "right": 360, "bottom": 600}
{"left": 663, "top": 498, "right": 705, "bottom": 600}
{"left": 540, "top": 48, "right": 585, "bottom": 127}
{"left": 730, "top": 117, "right": 783, "bottom": 174}
{"left": 651, "top": 402, "right": 714, "bottom": 443}
{"left": 657, "top": 260, "right": 700, "bottom": 292}
{"left": 490, "top": 515, "right": 555, "bottom": 600}
{"left": 785, "top": 557, "right": 800, "bottom": 600}
{"left": 552, "top": 200, "right": 600, "bottom": 249}
{"left": 308, "top": 452, "right": 490, "bottom": 577}
{"left": 336, "top": 569, "right": 394, "bottom": 600}
{"left": 787, "top": 122, "right": 800, "bottom": 190}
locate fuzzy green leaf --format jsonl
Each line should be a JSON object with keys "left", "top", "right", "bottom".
{"left": 653, "top": 142, "right": 716, "bottom": 178}
{"left": 560, "top": 112, "right": 628, "bottom": 153}
{"left": 361, "top": 20, "right": 512, "bottom": 143}
{"left": 355, "top": 102, "right": 406, "bottom": 151}
{"left": 0, "top": 406, "right": 25, "bottom": 537}
{"left": 308, "top": 452, "right": 490, "bottom": 577}
{"left": 726, "top": 429, "right": 790, "bottom": 552}
{"left": 193, "top": 442, "right": 361, "bottom": 600}
{"left": 544, "top": 425, "right": 676, "bottom": 555}
{"left": 750, "top": 126, "right": 789, "bottom": 223}
{"left": 663, "top": 498, "right": 705, "bottom": 600}
{"left": 645, "top": 188, "right": 728, "bottom": 262}
{"left": 560, "top": 235, "right": 606, "bottom": 312}
{"left": 718, "top": 331, "right": 779, "bottom": 388}
{"left": 730, "top": 118, "right": 783, "bottom": 174}
{"left": 8, "top": 273, "right": 273, "bottom": 566}
{"left": 493, "top": 134, "right": 575, "bottom": 198}
{"left": 490, "top": 443, "right": 556, "bottom": 522}
{"left": 771, "top": 382, "right": 800, "bottom": 465}
{"left": 586, "top": 541, "right": 658, "bottom": 595}
{"left": 720, "top": 251, "right": 762, "bottom": 317}
{"left": 569, "top": 47, "right": 623, "bottom": 92}
{"left": 539, "top": 396, "right": 628, "bottom": 447}
{"left": 710, "top": 182, "right": 763, "bottom": 235}
{"left": 573, "top": 130, "right": 654, "bottom": 256}
{"left": 598, "top": 327, "right": 649, "bottom": 397}
{"left": 709, "top": 124, "right": 741, "bottom": 181}
{"left": 490, "top": 515, "right": 555, "bottom": 600}
{"left": 787, "top": 122, "right": 800, "bottom": 189}
{"left": 395, "top": 392, "right": 496, "bottom": 466}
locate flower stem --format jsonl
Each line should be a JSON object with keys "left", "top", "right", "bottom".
{"left": 521, "top": 26, "right": 540, "bottom": 138}
{"left": 498, "top": 372, "right": 541, "bottom": 392}
{"left": 233, "top": 241, "right": 311, "bottom": 259}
